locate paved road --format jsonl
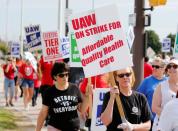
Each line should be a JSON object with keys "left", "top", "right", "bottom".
{"left": 0, "top": 61, "right": 47, "bottom": 131}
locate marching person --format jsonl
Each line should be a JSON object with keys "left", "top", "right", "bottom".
{"left": 137, "top": 57, "right": 167, "bottom": 128}
{"left": 36, "top": 62, "right": 92, "bottom": 131}
{"left": 152, "top": 59, "right": 178, "bottom": 131}
{"left": 101, "top": 67, "right": 152, "bottom": 131}
{"left": 2, "top": 56, "right": 17, "bottom": 106}
{"left": 18, "top": 57, "right": 35, "bottom": 110}
{"left": 32, "top": 56, "right": 41, "bottom": 107}
{"left": 158, "top": 90, "right": 178, "bottom": 131}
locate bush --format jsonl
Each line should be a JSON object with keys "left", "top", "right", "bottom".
{"left": 0, "top": 41, "right": 9, "bottom": 55}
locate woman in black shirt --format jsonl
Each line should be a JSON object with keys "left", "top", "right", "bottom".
{"left": 36, "top": 62, "right": 92, "bottom": 131}
{"left": 101, "top": 67, "right": 152, "bottom": 131}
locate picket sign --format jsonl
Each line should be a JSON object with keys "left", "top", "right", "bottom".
{"left": 69, "top": 4, "right": 133, "bottom": 124}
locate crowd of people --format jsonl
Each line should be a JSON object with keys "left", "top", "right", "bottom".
{"left": 1, "top": 53, "right": 178, "bottom": 131}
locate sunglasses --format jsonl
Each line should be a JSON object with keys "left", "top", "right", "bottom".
{"left": 167, "top": 64, "right": 178, "bottom": 69}
{"left": 152, "top": 65, "right": 163, "bottom": 69}
{"left": 117, "top": 72, "right": 132, "bottom": 78}
{"left": 57, "top": 73, "right": 69, "bottom": 78}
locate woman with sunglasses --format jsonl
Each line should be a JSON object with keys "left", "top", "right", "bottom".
{"left": 36, "top": 62, "right": 91, "bottom": 131}
{"left": 137, "top": 57, "right": 167, "bottom": 128}
{"left": 152, "top": 59, "right": 178, "bottom": 131}
{"left": 101, "top": 67, "right": 152, "bottom": 131}
{"left": 2, "top": 56, "right": 17, "bottom": 106}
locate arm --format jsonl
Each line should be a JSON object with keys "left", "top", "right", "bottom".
{"left": 36, "top": 105, "right": 48, "bottom": 131}
{"left": 12, "top": 60, "right": 17, "bottom": 72}
{"left": 118, "top": 120, "right": 151, "bottom": 131}
{"left": 152, "top": 84, "right": 162, "bottom": 116}
{"left": 100, "top": 95, "right": 115, "bottom": 126}
{"left": 4, "top": 63, "right": 10, "bottom": 73}
{"left": 132, "top": 120, "right": 151, "bottom": 131}
{"left": 78, "top": 83, "right": 93, "bottom": 114}
{"left": 78, "top": 94, "right": 90, "bottom": 114}
{"left": 100, "top": 87, "right": 119, "bottom": 126}
{"left": 38, "top": 63, "right": 42, "bottom": 80}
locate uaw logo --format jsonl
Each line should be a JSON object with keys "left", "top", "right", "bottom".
{"left": 96, "top": 92, "right": 105, "bottom": 126}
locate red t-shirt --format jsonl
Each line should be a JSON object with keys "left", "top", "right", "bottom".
{"left": 33, "top": 72, "right": 41, "bottom": 88}
{"left": 39, "top": 57, "right": 54, "bottom": 86}
{"left": 80, "top": 75, "right": 109, "bottom": 94}
{"left": 3, "top": 64, "right": 15, "bottom": 80}
{"left": 144, "top": 62, "right": 153, "bottom": 78}
{"left": 19, "top": 63, "right": 35, "bottom": 80}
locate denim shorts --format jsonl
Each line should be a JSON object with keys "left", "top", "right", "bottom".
{"left": 21, "top": 79, "right": 34, "bottom": 88}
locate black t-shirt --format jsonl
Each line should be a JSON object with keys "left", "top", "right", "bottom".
{"left": 43, "top": 83, "right": 82, "bottom": 131}
{"left": 102, "top": 91, "right": 152, "bottom": 131}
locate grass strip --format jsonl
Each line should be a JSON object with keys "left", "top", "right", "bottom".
{"left": 0, "top": 108, "right": 18, "bottom": 130}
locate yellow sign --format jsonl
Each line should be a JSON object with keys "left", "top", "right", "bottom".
{"left": 149, "top": 0, "right": 167, "bottom": 7}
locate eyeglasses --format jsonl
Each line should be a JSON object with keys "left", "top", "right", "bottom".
{"left": 152, "top": 65, "right": 163, "bottom": 69}
{"left": 167, "top": 64, "right": 178, "bottom": 69}
{"left": 117, "top": 72, "right": 132, "bottom": 78}
{"left": 57, "top": 73, "right": 69, "bottom": 78}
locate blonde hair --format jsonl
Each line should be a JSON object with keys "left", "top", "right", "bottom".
{"left": 152, "top": 56, "right": 166, "bottom": 67}
{"left": 113, "top": 67, "right": 135, "bottom": 88}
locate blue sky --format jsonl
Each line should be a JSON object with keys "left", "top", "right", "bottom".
{"left": 0, "top": 0, "right": 178, "bottom": 42}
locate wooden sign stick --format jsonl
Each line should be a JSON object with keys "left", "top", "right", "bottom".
{"left": 87, "top": 77, "right": 92, "bottom": 119}
{"left": 109, "top": 72, "right": 126, "bottom": 123}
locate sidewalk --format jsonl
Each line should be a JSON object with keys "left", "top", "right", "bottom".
{"left": 0, "top": 62, "right": 47, "bottom": 131}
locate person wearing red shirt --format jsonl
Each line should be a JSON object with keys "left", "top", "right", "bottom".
{"left": 144, "top": 56, "right": 153, "bottom": 78}
{"left": 39, "top": 56, "right": 54, "bottom": 98}
{"left": 2, "top": 57, "right": 17, "bottom": 106}
{"left": 19, "top": 58, "right": 35, "bottom": 110}
{"left": 32, "top": 57, "right": 41, "bottom": 107}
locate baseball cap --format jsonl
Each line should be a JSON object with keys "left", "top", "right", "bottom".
{"left": 168, "top": 59, "right": 178, "bottom": 65}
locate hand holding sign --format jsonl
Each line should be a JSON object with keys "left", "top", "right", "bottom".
{"left": 117, "top": 120, "right": 134, "bottom": 131}
{"left": 85, "top": 80, "right": 93, "bottom": 96}
{"left": 110, "top": 86, "right": 120, "bottom": 99}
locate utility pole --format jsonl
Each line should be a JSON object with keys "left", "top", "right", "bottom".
{"left": 58, "top": 0, "right": 68, "bottom": 36}
{"left": 5, "top": 0, "right": 9, "bottom": 45}
{"left": 133, "top": 0, "right": 145, "bottom": 88}
{"left": 20, "top": 0, "right": 23, "bottom": 56}
{"left": 65, "top": 0, "right": 68, "bottom": 36}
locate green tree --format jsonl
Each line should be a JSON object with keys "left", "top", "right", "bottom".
{"left": 145, "top": 30, "right": 161, "bottom": 54}
{"left": 0, "top": 41, "right": 9, "bottom": 55}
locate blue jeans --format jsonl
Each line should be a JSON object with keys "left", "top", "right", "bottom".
{"left": 21, "top": 79, "right": 34, "bottom": 88}
{"left": 4, "top": 77, "right": 15, "bottom": 99}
